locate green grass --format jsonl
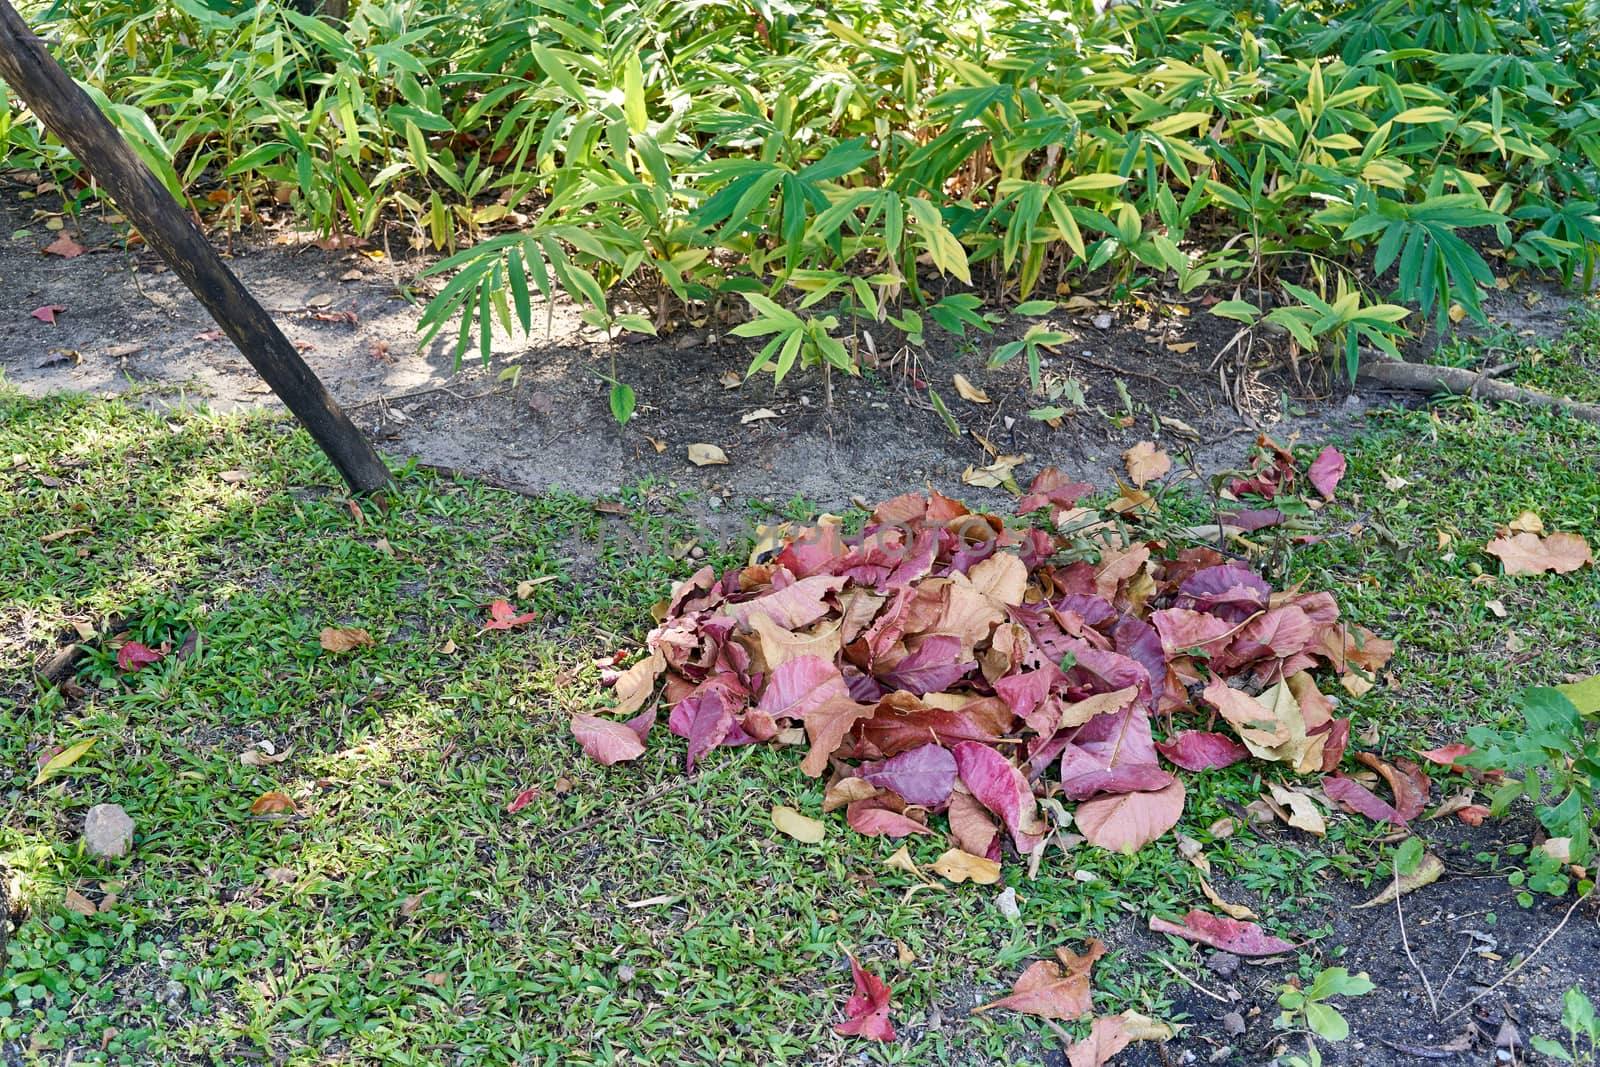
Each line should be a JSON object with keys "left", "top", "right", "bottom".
{"left": 2, "top": 377, "right": 1598, "bottom": 1065}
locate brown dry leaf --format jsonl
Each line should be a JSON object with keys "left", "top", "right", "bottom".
{"left": 40, "top": 527, "right": 90, "bottom": 544}
{"left": 1199, "top": 875, "right": 1255, "bottom": 919}
{"left": 249, "top": 791, "right": 296, "bottom": 816}
{"left": 423, "top": 972, "right": 448, "bottom": 988}
{"left": 896, "top": 939, "right": 916, "bottom": 966}
{"left": 771, "top": 805, "right": 825, "bottom": 843}
{"left": 217, "top": 470, "right": 247, "bottom": 484}
{"left": 1508, "top": 510, "right": 1544, "bottom": 534}
{"left": 883, "top": 844, "right": 935, "bottom": 885}
{"left": 1122, "top": 441, "right": 1171, "bottom": 487}
{"left": 1353, "top": 852, "right": 1444, "bottom": 909}
{"left": 1485, "top": 530, "right": 1593, "bottom": 575}
{"left": 953, "top": 373, "right": 991, "bottom": 404}
{"left": 319, "top": 627, "right": 374, "bottom": 652}
{"left": 398, "top": 892, "right": 426, "bottom": 918}
{"left": 1176, "top": 834, "right": 1210, "bottom": 875}
{"left": 1340, "top": 672, "right": 1376, "bottom": 697}
{"left": 825, "top": 776, "right": 880, "bottom": 813}
{"left": 688, "top": 443, "right": 729, "bottom": 466}
{"left": 1167, "top": 341, "right": 1197, "bottom": 354}
{"left": 741, "top": 408, "right": 780, "bottom": 424}
{"left": 718, "top": 371, "right": 742, "bottom": 389}
{"left": 64, "top": 889, "right": 97, "bottom": 916}
{"left": 646, "top": 436, "right": 667, "bottom": 453}
{"left": 931, "top": 848, "right": 1002, "bottom": 885}
{"left": 1067, "top": 1011, "right": 1174, "bottom": 1067}
{"left": 439, "top": 638, "right": 458, "bottom": 655}
{"left": 264, "top": 867, "right": 297, "bottom": 885}
{"left": 1209, "top": 817, "right": 1236, "bottom": 840}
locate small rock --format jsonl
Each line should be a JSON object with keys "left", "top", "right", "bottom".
{"left": 708, "top": 496, "right": 723, "bottom": 510}
{"left": 1205, "top": 951, "right": 1241, "bottom": 979}
{"left": 995, "top": 886, "right": 1020, "bottom": 920}
{"left": 83, "top": 804, "right": 134, "bottom": 858}
{"left": 161, "top": 980, "right": 186, "bottom": 1007}
{"left": 616, "top": 964, "right": 636, "bottom": 984}
{"left": 1092, "top": 312, "right": 1113, "bottom": 330}
{"left": 339, "top": 269, "right": 364, "bottom": 283}
{"left": 1221, "top": 1011, "right": 1246, "bottom": 1035}
{"left": 926, "top": 1009, "right": 944, "bottom": 1032}
{"left": 690, "top": 546, "right": 706, "bottom": 560}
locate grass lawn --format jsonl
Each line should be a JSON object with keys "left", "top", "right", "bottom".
{"left": 2, "top": 364, "right": 1598, "bottom": 1065}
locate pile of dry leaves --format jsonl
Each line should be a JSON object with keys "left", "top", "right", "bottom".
{"left": 578, "top": 444, "right": 1401, "bottom": 861}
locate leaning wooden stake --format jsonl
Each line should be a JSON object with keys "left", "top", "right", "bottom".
{"left": 0, "top": 1, "right": 391, "bottom": 494}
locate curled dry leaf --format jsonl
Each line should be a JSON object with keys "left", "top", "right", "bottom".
{"left": 240, "top": 745, "right": 291, "bottom": 767}
{"left": 931, "top": 848, "right": 1002, "bottom": 885}
{"left": 1198, "top": 875, "right": 1256, "bottom": 919}
{"left": 1485, "top": 530, "right": 1594, "bottom": 575}
{"left": 1353, "top": 852, "right": 1444, "bottom": 909}
{"left": 834, "top": 954, "right": 895, "bottom": 1042}
{"left": 741, "top": 408, "right": 779, "bottom": 424}
{"left": 1067, "top": 1011, "right": 1174, "bottom": 1067}
{"left": 1122, "top": 441, "right": 1171, "bottom": 487}
{"left": 687, "top": 442, "right": 729, "bottom": 466}
{"left": 771, "top": 804, "right": 826, "bottom": 843}
{"left": 249, "top": 791, "right": 296, "bottom": 816}
{"left": 1264, "top": 782, "right": 1327, "bottom": 836}
{"left": 953, "top": 373, "right": 991, "bottom": 404}
{"left": 319, "top": 627, "right": 374, "bottom": 652}
{"left": 1508, "top": 510, "right": 1544, "bottom": 534}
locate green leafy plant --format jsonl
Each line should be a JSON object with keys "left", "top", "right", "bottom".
{"left": 1275, "top": 966, "right": 1375, "bottom": 1043}
{"left": 1532, "top": 986, "right": 1599, "bottom": 1065}
{"left": 1462, "top": 686, "right": 1599, "bottom": 892}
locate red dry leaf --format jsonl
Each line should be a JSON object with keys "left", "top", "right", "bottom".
{"left": 974, "top": 940, "right": 1104, "bottom": 1019}
{"left": 1156, "top": 731, "right": 1251, "bottom": 771}
{"left": 845, "top": 799, "right": 938, "bottom": 838}
{"left": 479, "top": 599, "right": 537, "bottom": 633}
{"left": 43, "top": 234, "right": 86, "bottom": 258}
{"left": 505, "top": 788, "right": 540, "bottom": 814}
{"left": 1148, "top": 909, "right": 1295, "bottom": 956}
{"left": 1456, "top": 804, "right": 1491, "bottom": 826}
{"left": 1417, "top": 743, "right": 1474, "bottom": 770}
{"left": 953, "top": 742, "right": 1047, "bottom": 853}
{"left": 249, "top": 791, "right": 296, "bottom": 816}
{"left": 1308, "top": 446, "right": 1347, "bottom": 499}
{"left": 1355, "top": 752, "right": 1429, "bottom": 823}
{"left": 1017, "top": 467, "right": 1094, "bottom": 516}
{"left": 30, "top": 305, "right": 65, "bottom": 324}
{"left": 834, "top": 954, "right": 895, "bottom": 1041}
{"left": 116, "top": 641, "right": 162, "bottom": 672}
{"left": 1322, "top": 774, "right": 1405, "bottom": 826}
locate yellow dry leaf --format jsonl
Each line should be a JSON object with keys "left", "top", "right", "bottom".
{"left": 962, "top": 454, "right": 1025, "bottom": 490}
{"left": 687, "top": 443, "right": 729, "bottom": 466}
{"left": 646, "top": 436, "right": 667, "bottom": 453}
{"left": 1509, "top": 510, "right": 1544, "bottom": 534}
{"left": 1265, "top": 782, "right": 1327, "bottom": 836}
{"left": 1353, "top": 852, "right": 1444, "bottom": 909}
{"left": 953, "top": 373, "right": 991, "bottom": 404}
{"left": 1167, "top": 341, "right": 1197, "bottom": 354}
{"left": 1198, "top": 875, "right": 1256, "bottom": 919}
{"left": 931, "top": 848, "right": 1003, "bottom": 885}
{"left": 771, "top": 805, "right": 825, "bottom": 843}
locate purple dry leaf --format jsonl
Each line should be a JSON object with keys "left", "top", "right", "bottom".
{"left": 859, "top": 743, "right": 958, "bottom": 809}
{"left": 1148, "top": 910, "right": 1296, "bottom": 956}
{"left": 1308, "top": 445, "right": 1347, "bottom": 499}
{"left": 876, "top": 635, "right": 974, "bottom": 695}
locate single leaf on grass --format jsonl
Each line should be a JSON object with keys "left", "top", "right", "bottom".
{"left": 1353, "top": 852, "right": 1444, "bottom": 909}
{"left": 1308, "top": 446, "right": 1347, "bottom": 499}
{"left": 1075, "top": 780, "right": 1185, "bottom": 854}
{"left": 974, "top": 940, "right": 1104, "bottom": 1018}
{"left": 1067, "top": 1012, "right": 1174, "bottom": 1067}
{"left": 687, "top": 442, "right": 729, "bottom": 466}
{"left": 931, "top": 848, "right": 1001, "bottom": 885}
{"left": 953, "top": 373, "right": 991, "bottom": 403}
{"left": 33, "top": 738, "right": 96, "bottom": 786}
{"left": 1148, "top": 909, "right": 1295, "bottom": 955}
{"left": 1417, "top": 743, "right": 1473, "bottom": 769}
{"left": 846, "top": 801, "right": 938, "bottom": 838}
{"left": 772, "top": 805, "right": 826, "bottom": 843}
{"left": 116, "top": 640, "right": 162, "bottom": 672}
{"left": 30, "top": 304, "right": 65, "bottom": 324}
{"left": 1484, "top": 531, "right": 1593, "bottom": 575}
{"left": 1156, "top": 731, "right": 1250, "bottom": 771}
{"left": 64, "top": 889, "right": 97, "bottom": 916}
{"left": 834, "top": 954, "right": 895, "bottom": 1041}
{"left": 1265, "top": 782, "right": 1327, "bottom": 836}
{"left": 860, "top": 744, "right": 958, "bottom": 808}
{"left": 479, "top": 600, "right": 537, "bottom": 633}
{"left": 1199, "top": 875, "right": 1256, "bottom": 919}
{"left": 318, "top": 627, "right": 373, "bottom": 652}
{"left": 249, "top": 791, "right": 296, "bottom": 815}
{"left": 1122, "top": 441, "right": 1171, "bottom": 487}
{"left": 505, "top": 787, "right": 540, "bottom": 813}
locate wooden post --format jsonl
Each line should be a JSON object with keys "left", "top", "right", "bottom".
{"left": 0, "top": 0, "right": 391, "bottom": 494}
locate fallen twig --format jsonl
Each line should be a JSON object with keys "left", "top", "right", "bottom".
{"left": 1150, "top": 953, "right": 1231, "bottom": 1004}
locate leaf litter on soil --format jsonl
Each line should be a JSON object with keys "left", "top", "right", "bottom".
{"left": 576, "top": 443, "right": 1416, "bottom": 1041}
